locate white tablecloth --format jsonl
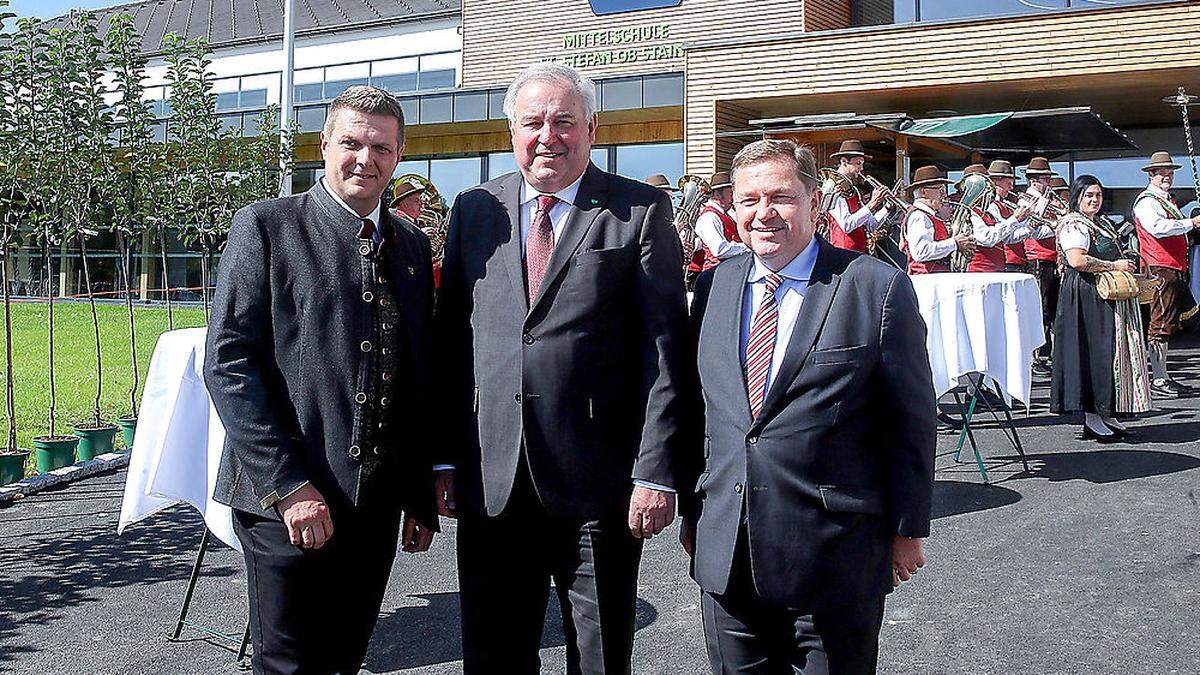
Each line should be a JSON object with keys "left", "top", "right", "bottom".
{"left": 118, "top": 328, "right": 239, "bottom": 551}
{"left": 910, "top": 272, "right": 1046, "bottom": 406}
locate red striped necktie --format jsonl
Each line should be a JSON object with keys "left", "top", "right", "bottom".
{"left": 745, "top": 272, "right": 782, "bottom": 419}
{"left": 526, "top": 194, "right": 558, "bottom": 302}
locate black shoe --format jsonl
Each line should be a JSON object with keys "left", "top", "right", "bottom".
{"left": 1151, "top": 380, "right": 1179, "bottom": 399}
{"left": 1081, "top": 426, "right": 1120, "bottom": 443}
{"left": 1164, "top": 379, "right": 1194, "bottom": 396}
{"left": 936, "top": 411, "right": 964, "bottom": 430}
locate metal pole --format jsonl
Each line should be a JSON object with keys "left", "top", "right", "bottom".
{"left": 278, "top": 0, "right": 297, "bottom": 197}
{"left": 1164, "top": 87, "right": 1200, "bottom": 209}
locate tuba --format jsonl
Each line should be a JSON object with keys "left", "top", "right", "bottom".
{"left": 394, "top": 174, "right": 450, "bottom": 267}
{"left": 674, "top": 175, "right": 711, "bottom": 269}
{"left": 945, "top": 173, "right": 996, "bottom": 272}
{"left": 817, "top": 168, "right": 856, "bottom": 240}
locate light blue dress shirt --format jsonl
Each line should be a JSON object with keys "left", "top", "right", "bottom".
{"left": 739, "top": 238, "right": 821, "bottom": 393}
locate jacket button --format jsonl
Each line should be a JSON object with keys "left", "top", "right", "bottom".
{"left": 514, "top": 393, "right": 522, "bottom": 402}
{"left": 359, "top": 244, "right": 371, "bottom": 256}
{"left": 381, "top": 372, "right": 390, "bottom": 381}
{"left": 734, "top": 482, "right": 744, "bottom": 494}
{"left": 378, "top": 276, "right": 387, "bottom": 284}
{"left": 360, "top": 341, "right": 372, "bottom": 352}
{"left": 380, "top": 297, "right": 389, "bottom": 307}
{"left": 522, "top": 332, "right": 535, "bottom": 345}
{"left": 348, "top": 445, "right": 361, "bottom": 458}
{"left": 748, "top": 436, "right": 758, "bottom": 444}
{"left": 380, "top": 396, "right": 390, "bottom": 407}
{"left": 373, "top": 446, "right": 381, "bottom": 455}
{"left": 362, "top": 291, "right": 374, "bottom": 303}
{"left": 355, "top": 392, "right": 367, "bottom": 404}
{"left": 382, "top": 322, "right": 391, "bottom": 331}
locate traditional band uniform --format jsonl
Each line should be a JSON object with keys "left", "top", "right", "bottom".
{"left": 902, "top": 166, "right": 955, "bottom": 275}
{"left": 693, "top": 171, "right": 747, "bottom": 271}
{"left": 824, "top": 140, "right": 891, "bottom": 253}
{"left": 996, "top": 161, "right": 1054, "bottom": 273}
{"left": 955, "top": 164, "right": 1026, "bottom": 273}
{"left": 1020, "top": 157, "right": 1060, "bottom": 369}
{"left": 1134, "top": 152, "right": 1196, "bottom": 391}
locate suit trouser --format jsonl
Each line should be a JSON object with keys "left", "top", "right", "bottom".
{"left": 457, "top": 469, "right": 644, "bottom": 675}
{"left": 700, "top": 531, "right": 886, "bottom": 675}
{"left": 233, "top": 506, "right": 401, "bottom": 675}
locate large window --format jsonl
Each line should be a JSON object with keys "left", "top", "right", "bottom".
{"left": 854, "top": 0, "right": 1168, "bottom": 26}
{"left": 614, "top": 142, "right": 684, "bottom": 185}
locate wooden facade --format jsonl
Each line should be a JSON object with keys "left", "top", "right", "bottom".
{"left": 684, "top": 1, "right": 1200, "bottom": 175}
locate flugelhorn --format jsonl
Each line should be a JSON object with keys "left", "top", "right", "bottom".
{"left": 816, "top": 168, "right": 856, "bottom": 240}
{"left": 393, "top": 174, "right": 450, "bottom": 266}
{"left": 946, "top": 173, "right": 996, "bottom": 271}
{"left": 674, "top": 175, "right": 711, "bottom": 269}
{"left": 861, "top": 174, "right": 910, "bottom": 255}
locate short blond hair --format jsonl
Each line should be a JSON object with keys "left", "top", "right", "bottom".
{"left": 324, "top": 85, "right": 406, "bottom": 147}
{"left": 730, "top": 140, "right": 819, "bottom": 191}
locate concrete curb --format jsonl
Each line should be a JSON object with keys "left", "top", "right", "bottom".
{"left": 0, "top": 452, "right": 130, "bottom": 505}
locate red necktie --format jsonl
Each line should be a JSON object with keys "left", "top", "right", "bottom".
{"left": 745, "top": 272, "right": 782, "bottom": 419}
{"left": 526, "top": 195, "right": 558, "bottom": 302}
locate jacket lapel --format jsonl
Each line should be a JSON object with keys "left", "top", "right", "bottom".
{"left": 495, "top": 172, "right": 529, "bottom": 309}
{"left": 720, "top": 254, "right": 756, "bottom": 423}
{"left": 752, "top": 239, "right": 840, "bottom": 429}
{"left": 528, "top": 163, "right": 607, "bottom": 316}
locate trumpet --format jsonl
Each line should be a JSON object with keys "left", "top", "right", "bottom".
{"left": 862, "top": 174, "right": 911, "bottom": 213}
{"left": 861, "top": 174, "right": 910, "bottom": 254}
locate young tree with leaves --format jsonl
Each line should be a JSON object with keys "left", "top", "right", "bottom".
{"left": 0, "top": 0, "right": 23, "bottom": 459}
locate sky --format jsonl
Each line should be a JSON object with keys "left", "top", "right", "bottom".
{"left": 6, "top": 0, "right": 127, "bottom": 20}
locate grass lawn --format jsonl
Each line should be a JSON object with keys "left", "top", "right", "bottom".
{"left": 1, "top": 299, "right": 207, "bottom": 474}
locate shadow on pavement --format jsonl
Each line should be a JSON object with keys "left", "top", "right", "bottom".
{"left": 1001, "top": 450, "right": 1200, "bottom": 484}
{"left": 932, "top": 480, "right": 1022, "bottom": 520}
{"left": 0, "top": 505, "right": 237, "bottom": 669}
{"left": 364, "top": 592, "right": 658, "bottom": 671}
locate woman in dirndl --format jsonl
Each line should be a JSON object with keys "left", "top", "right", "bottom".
{"left": 1050, "top": 174, "right": 1152, "bottom": 441}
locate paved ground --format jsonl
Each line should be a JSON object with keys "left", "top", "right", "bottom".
{"left": 3, "top": 339, "right": 1200, "bottom": 674}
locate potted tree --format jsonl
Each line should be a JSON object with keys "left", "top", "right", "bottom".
{"left": 57, "top": 11, "right": 119, "bottom": 461}
{"left": 15, "top": 16, "right": 79, "bottom": 473}
{"left": 0, "top": 0, "right": 30, "bottom": 484}
{"left": 107, "top": 13, "right": 158, "bottom": 451}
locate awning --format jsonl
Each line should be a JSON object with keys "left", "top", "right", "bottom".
{"left": 895, "top": 107, "right": 1137, "bottom": 154}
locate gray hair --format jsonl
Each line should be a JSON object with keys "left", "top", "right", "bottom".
{"left": 324, "top": 85, "right": 406, "bottom": 147}
{"left": 502, "top": 63, "right": 598, "bottom": 123}
{"left": 730, "top": 140, "right": 819, "bottom": 192}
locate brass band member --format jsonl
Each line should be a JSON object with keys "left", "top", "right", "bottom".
{"left": 389, "top": 177, "right": 433, "bottom": 284}
{"left": 1133, "top": 151, "right": 1200, "bottom": 397}
{"left": 824, "top": 140, "right": 894, "bottom": 253}
{"left": 693, "top": 171, "right": 747, "bottom": 270}
{"left": 957, "top": 163, "right": 1031, "bottom": 273}
{"left": 1021, "top": 157, "right": 1060, "bottom": 376}
{"left": 902, "top": 165, "right": 974, "bottom": 274}
{"left": 993, "top": 160, "right": 1045, "bottom": 273}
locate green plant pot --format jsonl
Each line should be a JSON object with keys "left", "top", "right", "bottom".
{"left": 116, "top": 417, "right": 138, "bottom": 452}
{"left": 74, "top": 424, "right": 118, "bottom": 462}
{"left": 0, "top": 451, "right": 30, "bottom": 486}
{"left": 32, "top": 435, "right": 80, "bottom": 473}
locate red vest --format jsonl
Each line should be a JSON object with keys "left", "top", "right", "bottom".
{"left": 967, "top": 207, "right": 1006, "bottom": 273}
{"left": 827, "top": 192, "right": 869, "bottom": 253}
{"left": 996, "top": 202, "right": 1027, "bottom": 266}
{"left": 696, "top": 202, "right": 741, "bottom": 272}
{"left": 904, "top": 210, "right": 952, "bottom": 275}
{"left": 1016, "top": 194, "right": 1057, "bottom": 261}
{"left": 1134, "top": 192, "right": 1189, "bottom": 271}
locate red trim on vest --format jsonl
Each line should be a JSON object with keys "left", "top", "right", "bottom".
{"left": 695, "top": 202, "right": 742, "bottom": 272}
{"left": 966, "top": 207, "right": 1006, "bottom": 273}
{"left": 1134, "top": 195, "right": 1188, "bottom": 271}
{"left": 904, "top": 211, "right": 952, "bottom": 274}
{"left": 827, "top": 192, "right": 869, "bottom": 253}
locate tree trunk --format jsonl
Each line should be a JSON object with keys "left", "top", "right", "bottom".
{"left": 118, "top": 233, "right": 139, "bottom": 418}
{"left": 44, "top": 243, "right": 56, "bottom": 438}
{"left": 158, "top": 223, "right": 173, "bottom": 330}
{"left": 77, "top": 231, "right": 103, "bottom": 428}
{"left": 3, "top": 236, "right": 17, "bottom": 453}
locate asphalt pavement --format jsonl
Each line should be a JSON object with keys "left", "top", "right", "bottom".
{"left": 3, "top": 339, "right": 1200, "bottom": 674}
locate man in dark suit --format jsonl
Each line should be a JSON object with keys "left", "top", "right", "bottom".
{"left": 205, "top": 86, "right": 437, "bottom": 674}
{"left": 683, "top": 139, "right": 935, "bottom": 673}
{"left": 434, "top": 63, "right": 692, "bottom": 673}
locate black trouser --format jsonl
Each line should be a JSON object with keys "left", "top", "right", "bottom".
{"left": 233, "top": 506, "right": 401, "bottom": 675}
{"left": 457, "top": 468, "right": 643, "bottom": 674}
{"left": 1032, "top": 259, "right": 1060, "bottom": 361}
{"left": 701, "top": 531, "right": 886, "bottom": 675}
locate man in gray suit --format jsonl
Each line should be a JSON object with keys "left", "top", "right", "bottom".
{"left": 206, "top": 86, "right": 437, "bottom": 674}
{"left": 684, "top": 139, "right": 935, "bottom": 674}
{"left": 434, "top": 63, "right": 692, "bottom": 673}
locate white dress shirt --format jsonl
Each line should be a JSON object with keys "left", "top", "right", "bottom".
{"left": 694, "top": 200, "right": 749, "bottom": 260}
{"left": 1058, "top": 217, "right": 1091, "bottom": 253}
{"left": 739, "top": 238, "right": 821, "bottom": 394}
{"left": 322, "top": 178, "right": 382, "bottom": 228}
{"left": 829, "top": 192, "right": 888, "bottom": 234}
{"left": 986, "top": 200, "right": 1051, "bottom": 243}
{"left": 1134, "top": 185, "right": 1192, "bottom": 238}
{"left": 519, "top": 173, "right": 585, "bottom": 256}
{"left": 904, "top": 201, "right": 957, "bottom": 263}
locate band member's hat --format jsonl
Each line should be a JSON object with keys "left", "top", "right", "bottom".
{"left": 1142, "top": 151, "right": 1181, "bottom": 172}
{"left": 1023, "top": 157, "right": 1053, "bottom": 176}
{"left": 389, "top": 178, "right": 426, "bottom": 206}
{"left": 907, "top": 165, "right": 953, "bottom": 193}
{"left": 1049, "top": 176, "right": 1069, "bottom": 191}
{"left": 645, "top": 174, "right": 680, "bottom": 192}
{"left": 709, "top": 172, "right": 732, "bottom": 190}
{"left": 829, "top": 140, "right": 867, "bottom": 160}
{"left": 987, "top": 160, "right": 1016, "bottom": 178}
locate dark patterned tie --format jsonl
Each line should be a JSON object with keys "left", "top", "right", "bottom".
{"left": 745, "top": 272, "right": 782, "bottom": 419}
{"left": 526, "top": 194, "right": 558, "bottom": 302}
